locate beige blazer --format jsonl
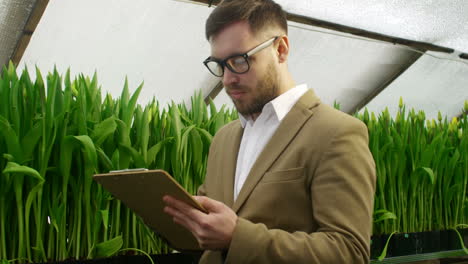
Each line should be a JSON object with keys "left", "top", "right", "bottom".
{"left": 198, "top": 89, "right": 376, "bottom": 264}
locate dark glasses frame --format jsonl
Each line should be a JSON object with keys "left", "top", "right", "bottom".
{"left": 203, "top": 36, "right": 279, "bottom": 77}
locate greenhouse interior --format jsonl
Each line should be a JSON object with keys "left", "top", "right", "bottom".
{"left": 0, "top": 0, "right": 467, "bottom": 263}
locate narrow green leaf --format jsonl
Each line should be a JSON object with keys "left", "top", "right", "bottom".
{"left": 20, "top": 122, "right": 42, "bottom": 160}
{"left": 374, "top": 212, "right": 397, "bottom": 223}
{"left": 190, "top": 129, "right": 203, "bottom": 169}
{"left": 2, "top": 162, "right": 43, "bottom": 182}
{"left": 74, "top": 135, "right": 98, "bottom": 168}
{"left": 451, "top": 228, "right": 468, "bottom": 254}
{"left": 146, "top": 138, "right": 173, "bottom": 166}
{"left": 111, "top": 149, "right": 120, "bottom": 170}
{"left": 3, "top": 154, "right": 14, "bottom": 161}
{"left": 417, "top": 167, "right": 436, "bottom": 185}
{"left": 196, "top": 127, "right": 213, "bottom": 144}
{"left": 119, "top": 144, "right": 146, "bottom": 169}
{"left": 100, "top": 210, "right": 109, "bottom": 230}
{"left": 377, "top": 231, "right": 397, "bottom": 261}
{"left": 0, "top": 116, "right": 23, "bottom": 162}
{"left": 93, "top": 236, "right": 123, "bottom": 258}
{"left": 91, "top": 117, "right": 117, "bottom": 146}
{"left": 97, "top": 147, "right": 113, "bottom": 172}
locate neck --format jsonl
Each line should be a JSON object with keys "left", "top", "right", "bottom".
{"left": 251, "top": 112, "right": 261, "bottom": 122}
{"left": 278, "top": 70, "right": 296, "bottom": 95}
{"left": 249, "top": 73, "right": 296, "bottom": 122}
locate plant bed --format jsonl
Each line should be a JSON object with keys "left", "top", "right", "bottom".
{"left": 371, "top": 233, "right": 391, "bottom": 259}
{"left": 31, "top": 252, "right": 201, "bottom": 264}
{"left": 371, "top": 228, "right": 468, "bottom": 260}
{"left": 440, "top": 228, "right": 468, "bottom": 252}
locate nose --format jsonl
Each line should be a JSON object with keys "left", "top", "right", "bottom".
{"left": 222, "top": 67, "right": 239, "bottom": 87}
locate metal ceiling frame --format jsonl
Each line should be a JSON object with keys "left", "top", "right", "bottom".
{"left": 190, "top": 0, "right": 448, "bottom": 110}
{"left": 8, "top": 0, "right": 49, "bottom": 66}
{"left": 204, "top": 80, "right": 224, "bottom": 104}
{"left": 7, "top": 0, "right": 464, "bottom": 117}
{"left": 186, "top": 0, "right": 454, "bottom": 54}
{"left": 190, "top": 0, "right": 466, "bottom": 119}
{"left": 348, "top": 52, "right": 424, "bottom": 114}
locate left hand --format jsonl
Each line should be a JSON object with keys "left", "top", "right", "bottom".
{"left": 163, "top": 195, "right": 238, "bottom": 250}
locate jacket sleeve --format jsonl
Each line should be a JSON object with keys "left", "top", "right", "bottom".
{"left": 225, "top": 119, "right": 376, "bottom": 264}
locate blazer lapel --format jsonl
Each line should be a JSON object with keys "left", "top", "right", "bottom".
{"left": 222, "top": 121, "right": 244, "bottom": 208}
{"left": 232, "top": 89, "right": 320, "bottom": 213}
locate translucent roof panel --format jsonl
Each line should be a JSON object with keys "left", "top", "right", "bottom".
{"left": 215, "top": 22, "right": 422, "bottom": 113}
{"left": 18, "top": 0, "right": 468, "bottom": 119}
{"left": 0, "top": 0, "right": 35, "bottom": 65}
{"left": 276, "top": 0, "right": 468, "bottom": 53}
{"left": 19, "top": 0, "right": 216, "bottom": 108}
{"left": 364, "top": 52, "right": 468, "bottom": 120}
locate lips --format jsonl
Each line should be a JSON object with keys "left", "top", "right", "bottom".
{"left": 228, "top": 90, "right": 246, "bottom": 100}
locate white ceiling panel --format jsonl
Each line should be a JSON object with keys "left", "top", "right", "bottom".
{"left": 16, "top": 0, "right": 468, "bottom": 119}
{"left": 364, "top": 52, "right": 468, "bottom": 120}
{"left": 287, "top": 23, "right": 422, "bottom": 113}
{"left": 19, "top": 0, "right": 214, "bottom": 108}
{"left": 214, "top": 23, "right": 422, "bottom": 113}
{"left": 276, "top": 0, "right": 468, "bottom": 53}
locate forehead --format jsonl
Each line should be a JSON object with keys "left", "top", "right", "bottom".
{"left": 209, "top": 21, "right": 258, "bottom": 59}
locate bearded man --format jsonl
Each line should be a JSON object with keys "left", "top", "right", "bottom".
{"left": 164, "top": 1, "right": 376, "bottom": 263}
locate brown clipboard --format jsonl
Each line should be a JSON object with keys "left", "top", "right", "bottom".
{"left": 93, "top": 169, "right": 207, "bottom": 251}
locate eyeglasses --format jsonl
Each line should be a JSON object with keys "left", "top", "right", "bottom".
{"left": 203, "top": 36, "right": 279, "bottom": 77}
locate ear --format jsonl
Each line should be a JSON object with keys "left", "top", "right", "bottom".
{"left": 276, "top": 35, "right": 290, "bottom": 63}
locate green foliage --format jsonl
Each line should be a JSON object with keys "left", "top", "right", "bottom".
{"left": 89, "top": 236, "right": 123, "bottom": 258}
{"left": 1, "top": 63, "right": 465, "bottom": 263}
{"left": 0, "top": 64, "right": 237, "bottom": 263}
{"left": 357, "top": 98, "right": 468, "bottom": 235}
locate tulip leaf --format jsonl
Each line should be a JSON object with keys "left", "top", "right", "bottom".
{"left": 3, "top": 162, "right": 43, "bottom": 182}
{"left": 91, "top": 117, "right": 117, "bottom": 146}
{"left": 74, "top": 135, "right": 98, "bottom": 168}
{"left": 92, "top": 236, "right": 123, "bottom": 258}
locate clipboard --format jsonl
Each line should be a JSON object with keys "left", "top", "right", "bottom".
{"left": 93, "top": 169, "right": 207, "bottom": 251}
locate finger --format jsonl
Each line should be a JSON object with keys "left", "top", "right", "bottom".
{"left": 194, "top": 196, "right": 222, "bottom": 212}
{"left": 164, "top": 196, "right": 209, "bottom": 224}
{"left": 163, "top": 195, "right": 186, "bottom": 209}
{"left": 164, "top": 206, "right": 211, "bottom": 247}
{"left": 164, "top": 196, "right": 199, "bottom": 214}
{"left": 163, "top": 200, "right": 194, "bottom": 221}
{"left": 164, "top": 205, "right": 199, "bottom": 233}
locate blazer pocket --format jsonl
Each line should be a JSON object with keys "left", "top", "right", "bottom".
{"left": 261, "top": 167, "right": 305, "bottom": 183}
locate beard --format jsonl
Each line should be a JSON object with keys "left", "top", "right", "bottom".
{"left": 227, "top": 63, "right": 280, "bottom": 117}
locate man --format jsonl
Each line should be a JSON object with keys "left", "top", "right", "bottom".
{"left": 163, "top": 0, "right": 376, "bottom": 263}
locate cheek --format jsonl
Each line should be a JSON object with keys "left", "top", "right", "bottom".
{"left": 253, "top": 61, "right": 272, "bottom": 81}
{"left": 239, "top": 72, "right": 257, "bottom": 88}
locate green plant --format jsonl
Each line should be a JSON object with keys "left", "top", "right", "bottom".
{"left": 1, "top": 62, "right": 465, "bottom": 263}
{"left": 0, "top": 63, "right": 236, "bottom": 263}
{"left": 357, "top": 98, "right": 467, "bottom": 235}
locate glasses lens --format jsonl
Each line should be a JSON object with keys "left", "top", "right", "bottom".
{"left": 226, "top": 56, "right": 249, "bottom": 74}
{"left": 205, "top": 60, "right": 223, "bottom": 77}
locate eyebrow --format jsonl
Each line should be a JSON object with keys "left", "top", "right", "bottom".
{"left": 208, "top": 52, "right": 246, "bottom": 62}
{"left": 209, "top": 37, "right": 278, "bottom": 61}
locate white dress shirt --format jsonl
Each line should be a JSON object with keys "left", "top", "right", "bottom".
{"left": 234, "top": 84, "right": 309, "bottom": 201}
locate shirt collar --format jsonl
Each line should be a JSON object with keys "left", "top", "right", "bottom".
{"left": 239, "top": 84, "right": 308, "bottom": 128}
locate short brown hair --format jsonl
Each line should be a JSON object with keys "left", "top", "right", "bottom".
{"left": 205, "top": 0, "right": 288, "bottom": 40}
